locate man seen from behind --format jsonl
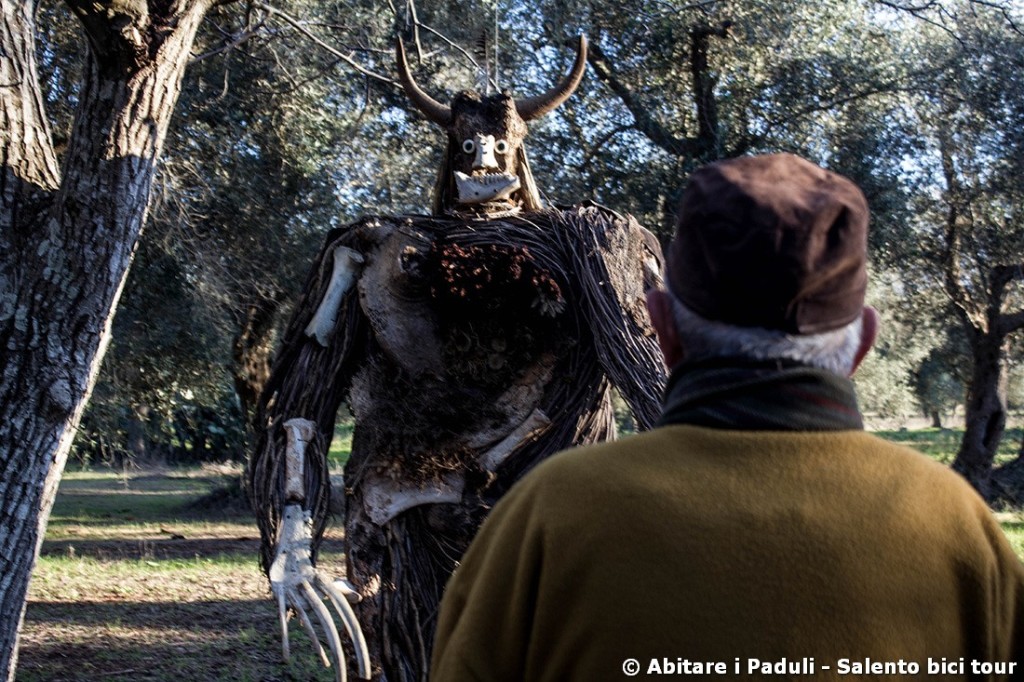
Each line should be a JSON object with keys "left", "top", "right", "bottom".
{"left": 430, "top": 153, "right": 1024, "bottom": 681}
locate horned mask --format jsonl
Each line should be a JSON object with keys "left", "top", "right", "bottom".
{"left": 396, "top": 36, "right": 588, "bottom": 217}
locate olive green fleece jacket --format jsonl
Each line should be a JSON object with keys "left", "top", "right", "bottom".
{"left": 431, "top": 426, "right": 1024, "bottom": 681}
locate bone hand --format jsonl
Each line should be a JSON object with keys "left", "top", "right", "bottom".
{"left": 305, "top": 246, "right": 365, "bottom": 346}
{"left": 270, "top": 504, "right": 372, "bottom": 681}
{"left": 455, "top": 171, "right": 521, "bottom": 204}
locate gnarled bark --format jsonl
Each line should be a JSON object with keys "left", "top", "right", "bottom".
{"left": 938, "top": 134, "right": 1024, "bottom": 497}
{"left": 0, "top": 1, "right": 213, "bottom": 677}
{"left": 952, "top": 333, "right": 1008, "bottom": 498}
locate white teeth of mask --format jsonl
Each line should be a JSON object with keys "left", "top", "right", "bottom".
{"left": 454, "top": 172, "right": 521, "bottom": 204}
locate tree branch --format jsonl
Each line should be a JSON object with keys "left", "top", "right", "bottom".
{"left": 413, "top": 22, "right": 499, "bottom": 92}
{"left": 0, "top": 0, "right": 60, "bottom": 195}
{"left": 689, "top": 21, "right": 732, "bottom": 160}
{"left": 938, "top": 132, "right": 987, "bottom": 333}
{"left": 876, "top": 0, "right": 1022, "bottom": 38}
{"left": 993, "top": 264, "right": 1024, "bottom": 336}
{"left": 61, "top": 0, "right": 146, "bottom": 72}
{"left": 254, "top": 3, "right": 394, "bottom": 84}
{"left": 1000, "top": 309, "right": 1024, "bottom": 336}
{"left": 991, "top": 264, "right": 1023, "bottom": 297}
{"left": 190, "top": 15, "right": 268, "bottom": 63}
{"left": 63, "top": 0, "right": 226, "bottom": 73}
{"left": 577, "top": 124, "right": 633, "bottom": 171}
{"left": 587, "top": 41, "right": 695, "bottom": 158}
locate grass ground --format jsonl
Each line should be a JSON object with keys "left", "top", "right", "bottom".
{"left": 17, "top": 427, "right": 1024, "bottom": 680}
{"left": 874, "top": 426, "right": 1023, "bottom": 467}
{"left": 17, "top": 466, "right": 343, "bottom": 681}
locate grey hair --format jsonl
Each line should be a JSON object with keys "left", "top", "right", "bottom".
{"left": 668, "top": 295, "right": 863, "bottom": 376}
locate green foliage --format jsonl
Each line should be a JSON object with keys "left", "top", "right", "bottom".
{"left": 328, "top": 412, "right": 355, "bottom": 469}
{"left": 36, "top": 0, "right": 1024, "bottom": 470}
{"left": 876, "top": 427, "right": 1023, "bottom": 468}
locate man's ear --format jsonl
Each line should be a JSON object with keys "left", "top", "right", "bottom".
{"left": 849, "top": 306, "right": 879, "bottom": 377}
{"left": 646, "top": 289, "right": 684, "bottom": 369}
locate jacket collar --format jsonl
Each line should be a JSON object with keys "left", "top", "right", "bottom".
{"left": 656, "top": 357, "right": 863, "bottom": 432}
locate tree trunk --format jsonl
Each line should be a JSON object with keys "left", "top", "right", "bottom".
{"left": 126, "top": 405, "right": 151, "bottom": 464}
{"left": 0, "top": 2, "right": 210, "bottom": 677}
{"left": 233, "top": 296, "right": 280, "bottom": 423}
{"left": 930, "top": 410, "right": 943, "bottom": 429}
{"left": 951, "top": 333, "right": 1007, "bottom": 498}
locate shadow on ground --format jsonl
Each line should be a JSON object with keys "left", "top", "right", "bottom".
{"left": 18, "top": 599, "right": 338, "bottom": 682}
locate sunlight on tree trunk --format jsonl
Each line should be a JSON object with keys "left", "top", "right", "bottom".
{"left": 0, "top": 0, "right": 215, "bottom": 676}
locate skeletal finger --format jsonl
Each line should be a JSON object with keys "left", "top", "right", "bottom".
{"left": 301, "top": 580, "right": 347, "bottom": 682}
{"left": 287, "top": 587, "right": 331, "bottom": 668}
{"left": 277, "top": 589, "right": 291, "bottom": 663}
{"left": 332, "top": 578, "right": 363, "bottom": 603}
{"left": 320, "top": 574, "right": 372, "bottom": 680}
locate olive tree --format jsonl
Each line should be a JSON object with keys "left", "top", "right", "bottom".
{"left": 0, "top": 0, "right": 225, "bottom": 675}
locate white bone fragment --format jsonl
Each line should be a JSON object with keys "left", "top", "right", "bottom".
{"left": 270, "top": 505, "right": 313, "bottom": 573}
{"left": 466, "top": 353, "right": 557, "bottom": 450}
{"left": 479, "top": 408, "right": 551, "bottom": 472}
{"left": 305, "top": 246, "right": 365, "bottom": 346}
{"left": 277, "top": 589, "right": 290, "bottom": 663}
{"left": 290, "top": 586, "right": 332, "bottom": 668}
{"left": 332, "top": 578, "right": 362, "bottom": 602}
{"left": 283, "top": 418, "right": 317, "bottom": 503}
{"left": 455, "top": 171, "right": 521, "bottom": 204}
{"left": 363, "top": 472, "right": 465, "bottom": 526}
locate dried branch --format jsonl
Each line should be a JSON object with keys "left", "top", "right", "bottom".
{"left": 253, "top": 3, "right": 393, "bottom": 84}
{"left": 414, "top": 22, "right": 499, "bottom": 92}
{"left": 875, "top": 0, "right": 940, "bottom": 12}
{"left": 876, "top": 0, "right": 1022, "bottom": 38}
{"left": 645, "top": 0, "right": 719, "bottom": 18}
{"left": 191, "top": 15, "right": 267, "bottom": 63}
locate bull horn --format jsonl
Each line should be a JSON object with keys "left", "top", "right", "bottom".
{"left": 396, "top": 37, "right": 451, "bottom": 125}
{"left": 515, "top": 35, "right": 588, "bottom": 121}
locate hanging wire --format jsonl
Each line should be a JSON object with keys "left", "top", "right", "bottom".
{"left": 494, "top": 0, "right": 500, "bottom": 90}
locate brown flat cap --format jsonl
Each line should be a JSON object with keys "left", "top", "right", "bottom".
{"left": 667, "top": 153, "right": 869, "bottom": 334}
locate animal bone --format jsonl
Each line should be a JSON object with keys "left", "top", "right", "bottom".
{"left": 305, "top": 246, "right": 365, "bottom": 347}
{"left": 283, "top": 418, "right": 317, "bottom": 504}
{"left": 455, "top": 172, "right": 521, "bottom": 204}
{"left": 357, "top": 228, "right": 443, "bottom": 377}
{"left": 395, "top": 35, "right": 588, "bottom": 124}
{"left": 466, "top": 353, "right": 558, "bottom": 450}
{"left": 270, "top": 504, "right": 372, "bottom": 682}
{"left": 479, "top": 408, "right": 552, "bottom": 472}
{"left": 363, "top": 472, "right": 465, "bottom": 526}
